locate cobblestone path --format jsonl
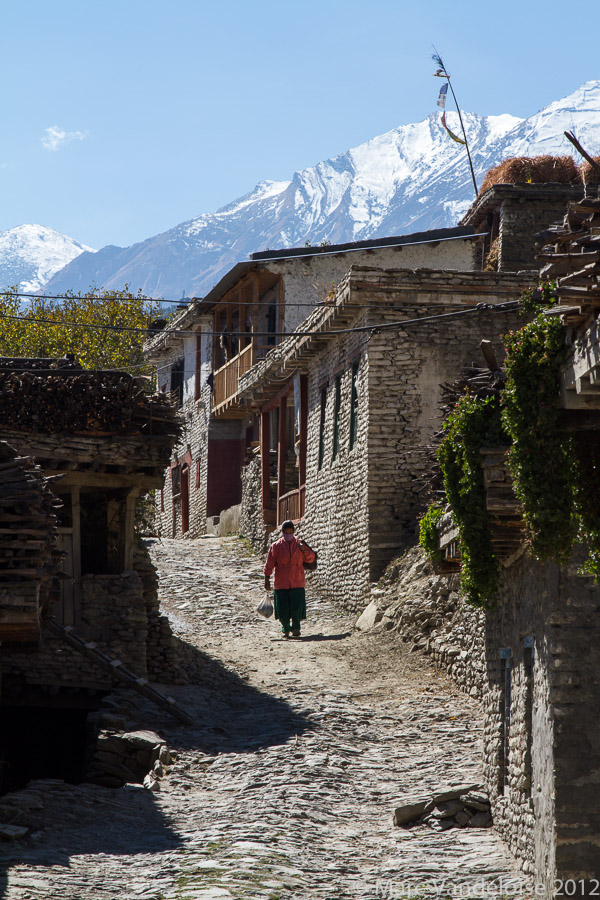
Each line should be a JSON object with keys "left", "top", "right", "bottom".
{"left": 0, "top": 537, "right": 527, "bottom": 900}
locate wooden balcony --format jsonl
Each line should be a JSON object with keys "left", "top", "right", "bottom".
{"left": 212, "top": 342, "right": 256, "bottom": 417}
{"left": 278, "top": 484, "right": 305, "bottom": 525}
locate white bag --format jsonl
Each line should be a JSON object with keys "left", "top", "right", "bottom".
{"left": 257, "top": 593, "right": 274, "bottom": 618}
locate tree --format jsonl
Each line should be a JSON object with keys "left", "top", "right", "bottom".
{"left": 0, "top": 287, "right": 157, "bottom": 371}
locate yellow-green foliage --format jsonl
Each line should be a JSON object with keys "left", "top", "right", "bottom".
{"left": 0, "top": 288, "right": 155, "bottom": 371}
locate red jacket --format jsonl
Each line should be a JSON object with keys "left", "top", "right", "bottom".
{"left": 264, "top": 536, "right": 315, "bottom": 590}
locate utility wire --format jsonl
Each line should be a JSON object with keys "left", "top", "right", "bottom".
{"left": 0, "top": 301, "right": 522, "bottom": 341}
{"left": 9, "top": 290, "right": 507, "bottom": 313}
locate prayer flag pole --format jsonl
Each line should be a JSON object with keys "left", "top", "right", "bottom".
{"left": 432, "top": 49, "right": 479, "bottom": 197}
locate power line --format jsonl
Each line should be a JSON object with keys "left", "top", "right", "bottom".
{"left": 0, "top": 301, "right": 522, "bottom": 341}
{"left": 8, "top": 290, "right": 515, "bottom": 314}
{"left": 6, "top": 290, "right": 166, "bottom": 304}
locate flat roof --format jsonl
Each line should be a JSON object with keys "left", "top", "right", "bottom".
{"left": 249, "top": 224, "right": 477, "bottom": 261}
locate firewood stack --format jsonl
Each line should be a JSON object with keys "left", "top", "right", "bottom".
{"left": 0, "top": 440, "right": 62, "bottom": 642}
{"left": 535, "top": 195, "right": 600, "bottom": 328}
{"left": 0, "top": 365, "right": 180, "bottom": 438}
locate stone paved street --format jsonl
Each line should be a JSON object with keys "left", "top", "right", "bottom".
{"left": 0, "top": 537, "right": 529, "bottom": 900}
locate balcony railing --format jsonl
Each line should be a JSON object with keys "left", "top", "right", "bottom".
{"left": 212, "top": 342, "right": 256, "bottom": 415}
{"left": 277, "top": 484, "right": 305, "bottom": 525}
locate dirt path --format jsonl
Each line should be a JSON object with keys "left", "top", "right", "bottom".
{"left": 0, "top": 536, "right": 527, "bottom": 900}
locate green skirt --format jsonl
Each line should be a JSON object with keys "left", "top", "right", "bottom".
{"left": 273, "top": 588, "right": 306, "bottom": 624}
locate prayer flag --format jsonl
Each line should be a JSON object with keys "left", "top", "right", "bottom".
{"left": 437, "top": 83, "right": 448, "bottom": 109}
{"left": 441, "top": 112, "right": 466, "bottom": 145}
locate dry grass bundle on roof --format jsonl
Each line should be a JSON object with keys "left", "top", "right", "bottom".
{"left": 580, "top": 158, "right": 600, "bottom": 188}
{"left": 480, "top": 156, "right": 580, "bottom": 193}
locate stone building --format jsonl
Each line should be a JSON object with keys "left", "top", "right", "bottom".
{"left": 0, "top": 359, "right": 181, "bottom": 720}
{"left": 237, "top": 266, "right": 529, "bottom": 607}
{"left": 461, "top": 182, "right": 583, "bottom": 273}
{"left": 144, "top": 227, "right": 484, "bottom": 538}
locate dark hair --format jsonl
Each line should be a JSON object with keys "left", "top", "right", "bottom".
{"left": 281, "top": 520, "right": 295, "bottom": 531}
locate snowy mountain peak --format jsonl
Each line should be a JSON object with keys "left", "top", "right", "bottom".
{"left": 37, "top": 82, "right": 600, "bottom": 301}
{"left": 0, "top": 225, "right": 95, "bottom": 293}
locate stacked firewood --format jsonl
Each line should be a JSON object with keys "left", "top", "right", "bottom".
{"left": 536, "top": 195, "right": 600, "bottom": 328}
{"left": 0, "top": 369, "right": 180, "bottom": 438}
{"left": 0, "top": 441, "right": 62, "bottom": 640}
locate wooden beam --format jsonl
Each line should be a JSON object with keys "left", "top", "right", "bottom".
{"left": 122, "top": 488, "right": 139, "bottom": 571}
{"left": 299, "top": 373, "right": 308, "bottom": 488}
{"left": 277, "top": 396, "right": 287, "bottom": 519}
{"left": 70, "top": 484, "right": 81, "bottom": 627}
{"left": 261, "top": 411, "right": 271, "bottom": 514}
{"left": 48, "top": 470, "right": 163, "bottom": 491}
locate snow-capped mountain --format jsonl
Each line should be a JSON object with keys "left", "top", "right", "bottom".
{"left": 0, "top": 225, "right": 95, "bottom": 293}
{"left": 41, "top": 81, "right": 600, "bottom": 300}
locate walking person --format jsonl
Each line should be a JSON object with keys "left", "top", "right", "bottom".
{"left": 264, "top": 520, "right": 316, "bottom": 638}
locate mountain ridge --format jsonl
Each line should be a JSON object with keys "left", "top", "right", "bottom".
{"left": 22, "top": 81, "right": 600, "bottom": 299}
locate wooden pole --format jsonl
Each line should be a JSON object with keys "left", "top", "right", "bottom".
{"left": 433, "top": 50, "right": 478, "bottom": 196}
{"left": 299, "top": 374, "right": 308, "bottom": 488}
{"left": 277, "top": 397, "right": 287, "bottom": 521}
{"left": 261, "top": 410, "right": 271, "bottom": 515}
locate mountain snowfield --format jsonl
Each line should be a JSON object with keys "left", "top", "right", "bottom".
{"left": 0, "top": 225, "right": 95, "bottom": 294}
{"left": 17, "top": 81, "right": 600, "bottom": 300}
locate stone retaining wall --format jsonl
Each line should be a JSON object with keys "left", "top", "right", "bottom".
{"left": 363, "top": 544, "right": 600, "bottom": 896}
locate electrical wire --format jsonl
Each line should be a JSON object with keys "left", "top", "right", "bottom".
{"left": 0, "top": 300, "right": 522, "bottom": 341}
{"left": 14, "top": 292, "right": 500, "bottom": 312}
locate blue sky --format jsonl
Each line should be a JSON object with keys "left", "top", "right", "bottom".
{"left": 1, "top": 0, "right": 598, "bottom": 248}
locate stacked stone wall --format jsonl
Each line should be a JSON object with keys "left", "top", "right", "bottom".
{"left": 240, "top": 453, "right": 269, "bottom": 553}
{"left": 368, "top": 543, "right": 600, "bottom": 895}
{"left": 367, "top": 300, "right": 525, "bottom": 580}
{"left": 134, "top": 542, "right": 186, "bottom": 684}
{"left": 2, "top": 572, "right": 149, "bottom": 692}
{"left": 301, "top": 310, "right": 371, "bottom": 610}
{"left": 498, "top": 193, "right": 583, "bottom": 272}
{"left": 153, "top": 381, "right": 211, "bottom": 539}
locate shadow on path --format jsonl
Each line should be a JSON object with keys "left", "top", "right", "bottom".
{"left": 155, "top": 635, "right": 317, "bottom": 755}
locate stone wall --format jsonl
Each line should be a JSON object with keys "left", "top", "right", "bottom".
{"left": 273, "top": 235, "right": 481, "bottom": 332}
{"left": 498, "top": 191, "right": 581, "bottom": 272}
{"left": 364, "top": 543, "right": 600, "bottom": 896}
{"left": 301, "top": 309, "right": 371, "bottom": 609}
{"left": 134, "top": 542, "right": 186, "bottom": 684}
{"left": 239, "top": 453, "right": 267, "bottom": 553}
{"left": 2, "top": 546, "right": 185, "bottom": 695}
{"left": 153, "top": 379, "right": 212, "bottom": 539}
{"left": 2, "top": 572, "right": 149, "bottom": 693}
{"left": 486, "top": 554, "right": 600, "bottom": 895}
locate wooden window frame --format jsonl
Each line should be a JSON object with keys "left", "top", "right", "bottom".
{"left": 349, "top": 360, "right": 359, "bottom": 450}
{"left": 332, "top": 373, "right": 342, "bottom": 462}
{"left": 318, "top": 384, "right": 327, "bottom": 470}
{"left": 194, "top": 329, "right": 202, "bottom": 401}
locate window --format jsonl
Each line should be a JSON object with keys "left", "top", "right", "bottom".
{"left": 332, "top": 374, "right": 342, "bottom": 461}
{"left": 194, "top": 330, "right": 202, "bottom": 401}
{"left": 172, "top": 464, "right": 182, "bottom": 500}
{"left": 349, "top": 360, "right": 359, "bottom": 450}
{"left": 170, "top": 358, "right": 185, "bottom": 406}
{"left": 318, "top": 385, "right": 327, "bottom": 470}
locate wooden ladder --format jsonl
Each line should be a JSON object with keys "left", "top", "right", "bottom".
{"left": 44, "top": 619, "right": 194, "bottom": 725}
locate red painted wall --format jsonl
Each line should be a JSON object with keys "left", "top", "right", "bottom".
{"left": 206, "top": 437, "right": 245, "bottom": 517}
